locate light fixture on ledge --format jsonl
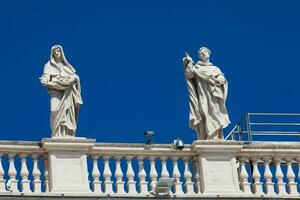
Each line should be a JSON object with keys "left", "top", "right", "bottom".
{"left": 173, "top": 137, "right": 184, "bottom": 150}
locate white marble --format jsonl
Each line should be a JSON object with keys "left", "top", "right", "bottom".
{"left": 183, "top": 47, "right": 230, "bottom": 140}
{"left": 42, "top": 138, "right": 95, "bottom": 193}
{"left": 40, "top": 45, "right": 83, "bottom": 138}
{"left": 192, "top": 140, "right": 242, "bottom": 194}
{"left": 0, "top": 140, "right": 299, "bottom": 198}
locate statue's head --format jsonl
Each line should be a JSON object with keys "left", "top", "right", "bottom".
{"left": 53, "top": 46, "right": 62, "bottom": 60}
{"left": 198, "top": 47, "right": 211, "bottom": 62}
{"left": 49, "top": 45, "right": 76, "bottom": 73}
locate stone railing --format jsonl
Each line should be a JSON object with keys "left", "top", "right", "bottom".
{"left": 0, "top": 139, "right": 299, "bottom": 199}
{"left": 87, "top": 143, "right": 198, "bottom": 196}
{"left": 237, "top": 142, "right": 300, "bottom": 197}
{"left": 0, "top": 141, "right": 47, "bottom": 193}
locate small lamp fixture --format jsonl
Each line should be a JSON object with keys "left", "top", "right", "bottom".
{"left": 173, "top": 137, "right": 184, "bottom": 150}
{"left": 144, "top": 130, "right": 154, "bottom": 145}
{"left": 154, "top": 177, "right": 174, "bottom": 196}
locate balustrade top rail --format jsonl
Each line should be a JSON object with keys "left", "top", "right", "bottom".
{"left": 0, "top": 140, "right": 43, "bottom": 154}
{"left": 238, "top": 142, "right": 300, "bottom": 162}
{"left": 0, "top": 141, "right": 196, "bottom": 158}
{"left": 89, "top": 143, "right": 195, "bottom": 158}
{"left": 1, "top": 140, "right": 300, "bottom": 155}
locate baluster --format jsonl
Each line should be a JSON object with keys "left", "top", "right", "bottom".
{"left": 149, "top": 156, "right": 158, "bottom": 192}
{"left": 43, "top": 155, "right": 50, "bottom": 192}
{"left": 0, "top": 153, "right": 6, "bottom": 192}
{"left": 126, "top": 156, "right": 136, "bottom": 194}
{"left": 193, "top": 157, "right": 201, "bottom": 194}
{"left": 160, "top": 156, "right": 169, "bottom": 178}
{"left": 20, "top": 154, "right": 31, "bottom": 193}
{"left": 137, "top": 156, "right": 148, "bottom": 194}
{"left": 184, "top": 158, "right": 194, "bottom": 194}
{"left": 32, "top": 155, "right": 41, "bottom": 193}
{"left": 172, "top": 157, "right": 183, "bottom": 195}
{"left": 114, "top": 156, "right": 125, "bottom": 194}
{"left": 238, "top": 157, "right": 251, "bottom": 194}
{"left": 251, "top": 158, "right": 263, "bottom": 194}
{"left": 103, "top": 156, "right": 113, "bottom": 194}
{"left": 160, "top": 156, "right": 172, "bottom": 195}
{"left": 8, "top": 153, "right": 18, "bottom": 192}
{"left": 91, "top": 156, "right": 102, "bottom": 193}
{"left": 285, "top": 158, "right": 298, "bottom": 195}
{"left": 263, "top": 157, "right": 275, "bottom": 195}
{"left": 274, "top": 158, "right": 287, "bottom": 195}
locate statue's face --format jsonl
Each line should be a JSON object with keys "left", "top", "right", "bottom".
{"left": 199, "top": 49, "right": 210, "bottom": 62}
{"left": 53, "top": 48, "right": 62, "bottom": 59}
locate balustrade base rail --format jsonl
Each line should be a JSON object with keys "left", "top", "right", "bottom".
{"left": 0, "top": 193, "right": 299, "bottom": 200}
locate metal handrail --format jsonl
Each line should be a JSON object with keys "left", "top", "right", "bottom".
{"left": 250, "top": 122, "right": 300, "bottom": 126}
{"left": 247, "top": 113, "right": 300, "bottom": 116}
{"left": 225, "top": 113, "right": 300, "bottom": 142}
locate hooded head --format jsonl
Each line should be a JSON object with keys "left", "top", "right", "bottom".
{"left": 50, "top": 45, "right": 76, "bottom": 73}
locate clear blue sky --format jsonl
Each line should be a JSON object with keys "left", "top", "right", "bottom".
{"left": 0, "top": 0, "right": 300, "bottom": 144}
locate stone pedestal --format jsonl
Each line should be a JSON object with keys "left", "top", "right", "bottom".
{"left": 42, "top": 137, "right": 95, "bottom": 193}
{"left": 192, "top": 140, "right": 242, "bottom": 195}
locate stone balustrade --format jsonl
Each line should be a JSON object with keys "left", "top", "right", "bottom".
{"left": 0, "top": 140, "right": 299, "bottom": 199}
{"left": 0, "top": 141, "right": 46, "bottom": 193}
{"left": 237, "top": 142, "right": 300, "bottom": 197}
{"left": 87, "top": 143, "right": 197, "bottom": 196}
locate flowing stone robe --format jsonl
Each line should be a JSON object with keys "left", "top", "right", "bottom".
{"left": 41, "top": 45, "right": 83, "bottom": 137}
{"left": 185, "top": 61, "right": 230, "bottom": 140}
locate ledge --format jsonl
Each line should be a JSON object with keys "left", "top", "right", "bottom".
{"left": 89, "top": 142, "right": 195, "bottom": 158}
{"left": 0, "top": 192, "right": 299, "bottom": 200}
{"left": 42, "top": 137, "right": 96, "bottom": 151}
{"left": 191, "top": 140, "right": 243, "bottom": 153}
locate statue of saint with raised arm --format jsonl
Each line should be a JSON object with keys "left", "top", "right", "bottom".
{"left": 40, "top": 45, "right": 83, "bottom": 138}
{"left": 183, "top": 47, "right": 230, "bottom": 140}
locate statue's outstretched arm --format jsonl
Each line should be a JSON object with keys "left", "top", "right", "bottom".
{"left": 183, "top": 53, "right": 194, "bottom": 79}
{"left": 185, "top": 64, "right": 194, "bottom": 79}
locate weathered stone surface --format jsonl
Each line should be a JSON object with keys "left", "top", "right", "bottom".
{"left": 0, "top": 194, "right": 298, "bottom": 200}
{"left": 42, "top": 138, "right": 95, "bottom": 193}
{"left": 40, "top": 45, "right": 83, "bottom": 138}
{"left": 183, "top": 47, "right": 230, "bottom": 140}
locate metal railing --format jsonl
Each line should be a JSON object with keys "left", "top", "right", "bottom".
{"left": 225, "top": 113, "right": 300, "bottom": 143}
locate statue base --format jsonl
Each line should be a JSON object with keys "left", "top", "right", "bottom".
{"left": 192, "top": 140, "right": 242, "bottom": 195}
{"left": 42, "top": 137, "right": 96, "bottom": 193}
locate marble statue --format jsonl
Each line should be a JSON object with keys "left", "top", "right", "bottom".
{"left": 40, "top": 45, "right": 83, "bottom": 137}
{"left": 183, "top": 47, "right": 230, "bottom": 140}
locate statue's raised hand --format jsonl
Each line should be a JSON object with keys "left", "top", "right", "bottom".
{"left": 183, "top": 53, "right": 194, "bottom": 67}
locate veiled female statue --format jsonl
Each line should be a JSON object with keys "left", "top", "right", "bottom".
{"left": 40, "top": 45, "right": 83, "bottom": 137}
{"left": 183, "top": 47, "right": 230, "bottom": 140}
